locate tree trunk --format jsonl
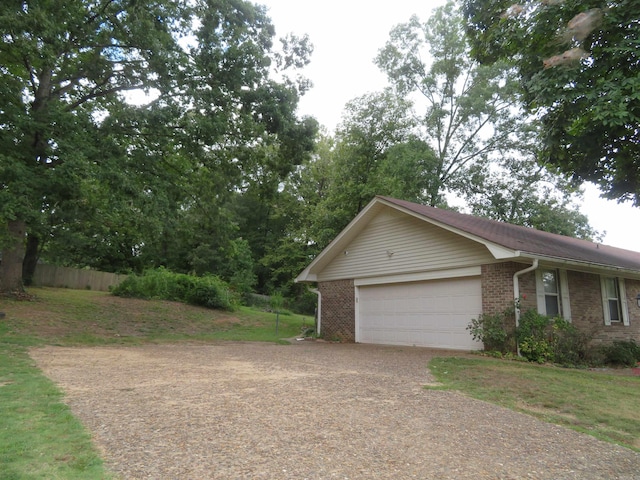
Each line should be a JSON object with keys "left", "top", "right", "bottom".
{"left": 22, "top": 233, "right": 40, "bottom": 286}
{"left": 0, "top": 219, "right": 26, "bottom": 293}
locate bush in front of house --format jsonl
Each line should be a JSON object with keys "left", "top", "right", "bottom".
{"left": 516, "top": 310, "right": 595, "bottom": 366}
{"left": 600, "top": 340, "right": 640, "bottom": 367}
{"left": 111, "top": 268, "right": 236, "bottom": 310}
{"left": 468, "top": 306, "right": 593, "bottom": 367}
{"left": 550, "top": 317, "right": 593, "bottom": 367}
{"left": 467, "top": 310, "right": 513, "bottom": 353}
{"left": 516, "top": 309, "right": 554, "bottom": 363}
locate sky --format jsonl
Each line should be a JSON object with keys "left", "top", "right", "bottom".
{"left": 260, "top": 0, "right": 640, "bottom": 251}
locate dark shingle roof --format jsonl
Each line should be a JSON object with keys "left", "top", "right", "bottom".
{"left": 379, "top": 196, "right": 640, "bottom": 272}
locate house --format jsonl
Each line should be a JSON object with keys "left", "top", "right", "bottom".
{"left": 295, "top": 196, "right": 640, "bottom": 350}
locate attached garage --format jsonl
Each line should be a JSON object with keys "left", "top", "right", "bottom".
{"left": 356, "top": 277, "right": 482, "bottom": 350}
{"left": 296, "top": 196, "right": 640, "bottom": 350}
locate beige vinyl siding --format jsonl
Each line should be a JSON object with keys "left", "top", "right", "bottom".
{"left": 317, "top": 209, "right": 494, "bottom": 281}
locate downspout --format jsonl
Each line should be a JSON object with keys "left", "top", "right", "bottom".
{"left": 309, "top": 287, "right": 321, "bottom": 337}
{"left": 513, "top": 259, "right": 539, "bottom": 356}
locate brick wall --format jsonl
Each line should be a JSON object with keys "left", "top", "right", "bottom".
{"left": 481, "top": 263, "right": 640, "bottom": 345}
{"left": 318, "top": 268, "right": 640, "bottom": 346}
{"left": 480, "top": 262, "right": 537, "bottom": 342}
{"left": 319, "top": 279, "right": 355, "bottom": 342}
{"left": 623, "top": 278, "right": 640, "bottom": 343}
{"left": 569, "top": 272, "right": 640, "bottom": 345}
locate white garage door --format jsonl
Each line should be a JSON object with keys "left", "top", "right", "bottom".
{"left": 357, "top": 277, "right": 482, "bottom": 350}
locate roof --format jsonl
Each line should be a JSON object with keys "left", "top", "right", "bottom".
{"left": 296, "top": 196, "right": 640, "bottom": 283}
{"left": 379, "top": 196, "right": 640, "bottom": 272}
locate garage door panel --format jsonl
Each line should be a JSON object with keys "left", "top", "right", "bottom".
{"left": 358, "top": 277, "right": 482, "bottom": 350}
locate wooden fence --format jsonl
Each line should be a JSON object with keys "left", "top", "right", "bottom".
{"left": 32, "top": 264, "right": 127, "bottom": 292}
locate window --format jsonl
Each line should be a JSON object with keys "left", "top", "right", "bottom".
{"left": 600, "top": 276, "right": 629, "bottom": 326}
{"left": 535, "top": 268, "right": 571, "bottom": 320}
{"left": 542, "top": 270, "right": 560, "bottom": 317}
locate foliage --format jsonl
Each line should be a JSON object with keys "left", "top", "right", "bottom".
{"left": 469, "top": 306, "right": 594, "bottom": 367}
{"left": 375, "top": 1, "right": 533, "bottom": 207}
{"left": 269, "top": 291, "right": 285, "bottom": 312}
{"left": 516, "top": 310, "right": 594, "bottom": 366}
{"left": 462, "top": 0, "right": 640, "bottom": 205}
{"left": 517, "top": 309, "right": 555, "bottom": 363}
{"left": 0, "top": 0, "right": 317, "bottom": 293}
{"left": 368, "top": 0, "right": 597, "bottom": 241}
{"left": 428, "top": 356, "right": 640, "bottom": 451}
{"left": 550, "top": 317, "right": 593, "bottom": 367}
{"left": 600, "top": 340, "right": 640, "bottom": 367}
{"left": 111, "top": 268, "right": 236, "bottom": 311}
{"left": 463, "top": 159, "right": 601, "bottom": 240}
{"left": 467, "top": 311, "right": 513, "bottom": 353}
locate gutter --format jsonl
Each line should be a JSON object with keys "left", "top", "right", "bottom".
{"left": 308, "top": 287, "right": 321, "bottom": 337}
{"left": 515, "top": 251, "right": 640, "bottom": 279}
{"left": 513, "top": 259, "right": 539, "bottom": 356}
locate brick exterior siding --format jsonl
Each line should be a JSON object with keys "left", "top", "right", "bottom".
{"left": 481, "top": 262, "right": 538, "bottom": 315}
{"left": 319, "top": 279, "right": 355, "bottom": 342}
{"left": 481, "top": 262, "right": 640, "bottom": 346}
{"left": 569, "top": 273, "right": 640, "bottom": 345}
{"left": 318, "top": 263, "right": 640, "bottom": 346}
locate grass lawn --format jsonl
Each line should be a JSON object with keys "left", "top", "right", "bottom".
{"left": 0, "top": 287, "right": 312, "bottom": 479}
{"left": 428, "top": 356, "right": 640, "bottom": 452}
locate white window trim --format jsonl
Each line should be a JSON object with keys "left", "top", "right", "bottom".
{"left": 600, "top": 276, "right": 629, "bottom": 326}
{"left": 535, "top": 268, "right": 571, "bottom": 320}
{"left": 559, "top": 270, "right": 571, "bottom": 321}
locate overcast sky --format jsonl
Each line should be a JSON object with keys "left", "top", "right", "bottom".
{"left": 259, "top": 0, "right": 640, "bottom": 251}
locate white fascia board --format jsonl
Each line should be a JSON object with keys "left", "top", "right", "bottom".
{"left": 517, "top": 252, "right": 640, "bottom": 280}
{"left": 294, "top": 271, "right": 317, "bottom": 283}
{"left": 486, "top": 243, "right": 519, "bottom": 259}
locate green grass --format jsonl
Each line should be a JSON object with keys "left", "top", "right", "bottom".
{"left": 0, "top": 287, "right": 313, "bottom": 479}
{"left": 0, "top": 342, "right": 112, "bottom": 479}
{"left": 428, "top": 356, "right": 640, "bottom": 451}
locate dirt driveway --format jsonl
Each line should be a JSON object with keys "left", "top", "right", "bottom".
{"left": 31, "top": 342, "right": 640, "bottom": 479}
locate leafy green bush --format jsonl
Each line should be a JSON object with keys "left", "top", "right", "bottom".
{"left": 517, "top": 310, "right": 554, "bottom": 363}
{"left": 112, "top": 268, "right": 236, "bottom": 310}
{"left": 551, "top": 318, "right": 592, "bottom": 367}
{"left": 467, "top": 311, "right": 511, "bottom": 353}
{"left": 516, "top": 311, "right": 594, "bottom": 366}
{"left": 600, "top": 340, "right": 640, "bottom": 367}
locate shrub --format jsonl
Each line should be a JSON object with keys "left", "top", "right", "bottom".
{"left": 112, "top": 268, "right": 236, "bottom": 311}
{"left": 550, "top": 318, "right": 592, "bottom": 367}
{"left": 516, "top": 311, "right": 595, "bottom": 366}
{"left": 600, "top": 340, "right": 640, "bottom": 367}
{"left": 516, "top": 310, "right": 554, "bottom": 363}
{"left": 467, "top": 312, "right": 510, "bottom": 353}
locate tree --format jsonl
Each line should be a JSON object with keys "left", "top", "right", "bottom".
{"left": 463, "top": 157, "right": 601, "bottom": 240}
{"left": 462, "top": 0, "right": 640, "bottom": 205}
{"left": 375, "top": 1, "right": 532, "bottom": 206}
{"left": 0, "top": 0, "right": 316, "bottom": 293}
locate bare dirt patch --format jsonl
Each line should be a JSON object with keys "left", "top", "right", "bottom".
{"left": 30, "top": 342, "right": 640, "bottom": 480}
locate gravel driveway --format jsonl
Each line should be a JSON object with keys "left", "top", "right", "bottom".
{"left": 30, "top": 341, "right": 640, "bottom": 479}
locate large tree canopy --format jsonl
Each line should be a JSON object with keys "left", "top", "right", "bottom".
{"left": 462, "top": 0, "right": 640, "bottom": 205}
{"left": 375, "top": 1, "right": 535, "bottom": 207}
{"left": 0, "top": 0, "right": 316, "bottom": 293}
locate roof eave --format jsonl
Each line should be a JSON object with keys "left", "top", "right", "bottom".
{"left": 517, "top": 252, "right": 640, "bottom": 278}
